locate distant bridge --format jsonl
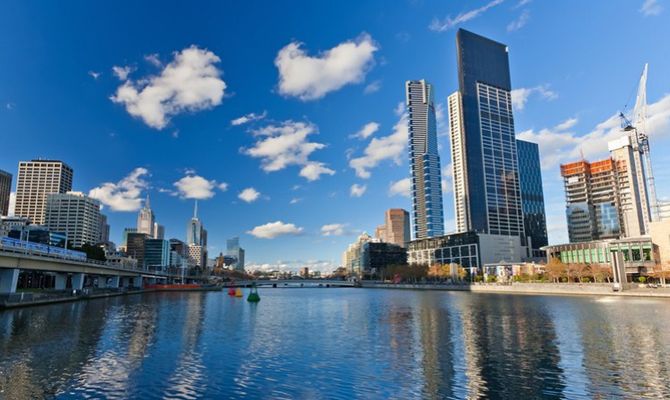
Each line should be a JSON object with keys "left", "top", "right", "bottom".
{"left": 227, "top": 279, "right": 356, "bottom": 288}
{"left": 0, "top": 242, "right": 192, "bottom": 294}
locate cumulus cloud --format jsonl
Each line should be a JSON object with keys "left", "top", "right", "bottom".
{"left": 231, "top": 111, "right": 267, "bottom": 126}
{"left": 349, "top": 103, "right": 408, "bottom": 178}
{"left": 511, "top": 85, "right": 558, "bottom": 111}
{"left": 641, "top": 0, "right": 663, "bottom": 16}
{"left": 246, "top": 259, "right": 337, "bottom": 273}
{"left": 89, "top": 168, "right": 149, "bottom": 211}
{"left": 321, "top": 223, "right": 346, "bottom": 236}
{"left": 429, "top": 0, "right": 504, "bottom": 32}
{"left": 110, "top": 45, "right": 226, "bottom": 129}
{"left": 112, "top": 65, "right": 135, "bottom": 81}
{"left": 517, "top": 93, "right": 670, "bottom": 170}
{"left": 244, "top": 120, "right": 334, "bottom": 181}
{"left": 507, "top": 9, "right": 530, "bottom": 32}
{"left": 388, "top": 178, "right": 411, "bottom": 197}
{"left": 173, "top": 174, "right": 226, "bottom": 199}
{"left": 275, "top": 34, "right": 378, "bottom": 100}
{"left": 238, "top": 187, "right": 261, "bottom": 203}
{"left": 350, "top": 184, "right": 367, "bottom": 197}
{"left": 350, "top": 122, "right": 380, "bottom": 140}
{"left": 247, "top": 221, "right": 303, "bottom": 239}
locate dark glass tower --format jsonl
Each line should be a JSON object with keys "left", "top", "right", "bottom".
{"left": 517, "top": 139, "right": 548, "bottom": 256}
{"left": 449, "top": 29, "right": 524, "bottom": 239}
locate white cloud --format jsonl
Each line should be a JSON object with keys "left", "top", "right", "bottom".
{"left": 89, "top": 168, "right": 149, "bottom": 211}
{"left": 244, "top": 120, "right": 334, "bottom": 181}
{"left": 112, "top": 65, "right": 135, "bottom": 81}
{"left": 275, "top": 34, "right": 378, "bottom": 100}
{"left": 350, "top": 184, "right": 367, "bottom": 197}
{"left": 174, "top": 174, "right": 225, "bottom": 199}
{"left": 350, "top": 122, "right": 380, "bottom": 140}
{"left": 641, "top": 0, "right": 663, "bottom": 16}
{"left": 511, "top": 85, "right": 558, "bottom": 111}
{"left": 507, "top": 9, "right": 530, "bottom": 32}
{"left": 8, "top": 192, "right": 16, "bottom": 216}
{"left": 516, "top": 0, "right": 532, "bottom": 7}
{"left": 349, "top": 103, "right": 408, "bottom": 178}
{"left": 110, "top": 45, "right": 226, "bottom": 130}
{"left": 246, "top": 259, "right": 337, "bottom": 273}
{"left": 247, "top": 221, "right": 303, "bottom": 239}
{"left": 231, "top": 111, "right": 267, "bottom": 126}
{"left": 429, "top": 0, "right": 505, "bottom": 32}
{"left": 364, "top": 80, "right": 382, "bottom": 94}
{"left": 299, "top": 162, "right": 335, "bottom": 181}
{"left": 88, "top": 71, "right": 101, "bottom": 80}
{"left": 289, "top": 197, "right": 302, "bottom": 205}
{"left": 238, "top": 187, "right": 261, "bottom": 203}
{"left": 388, "top": 178, "right": 411, "bottom": 197}
{"left": 517, "top": 94, "right": 670, "bottom": 170}
{"left": 321, "top": 223, "right": 346, "bottom": 236}
{"left": 144, "top": 53, "right": 162, "bottom": 67}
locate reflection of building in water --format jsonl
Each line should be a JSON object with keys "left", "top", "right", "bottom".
{"left": 417, "top": 296, "right": 455, "bottom": 399}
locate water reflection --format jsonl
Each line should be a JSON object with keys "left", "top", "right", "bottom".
{"left": 0, "top": 290, "right": 669, "bottom": 399}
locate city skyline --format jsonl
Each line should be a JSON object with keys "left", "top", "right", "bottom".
{"left": 2, "top": 1, "right": 670, "bottom": 272}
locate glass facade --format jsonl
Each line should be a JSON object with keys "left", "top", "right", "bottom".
{"left": 406, "top": 80, "right": 444, "bottom": 239}
{"left": 517, "top": 140, "right": 548, "bottom": 256}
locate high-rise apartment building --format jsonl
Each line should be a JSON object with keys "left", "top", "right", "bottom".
{"left": 406, "top": 80, "right": 444, "bottom": 239}
{"left": 14, "top": 160, "right": 73, "bottom": 225}
{"left": 136, "top": 195, "right": 155, "bottom": 237}
{"left": 45, "top": 191, "right": 103, "bottom": 248}
{"left": 516, "top": 140, "right": 548, "bottom": 257}
{"left": 0, "top": 169, "right": 11, "bottom": 216}
{"left": 609, "top": 135, "right": 652, "bottom": 236}
{"left": 449, "top": 29, "right": 524, "bottom": 239}
{"left": 226, "top": 236, "right": 245, "bottom": 271}
{"left": 561, "top": 159, "right": 620, "bottom": 242}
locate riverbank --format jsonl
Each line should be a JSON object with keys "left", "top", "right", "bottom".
{"left": 361, "top": 282, "right": 670, "bottom": 298}
{"left": 0, "top": 285, "right": 222, "bottom": 309}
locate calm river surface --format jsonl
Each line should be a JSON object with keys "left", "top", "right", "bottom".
{"left": 1, "top": 288, "right": 670, "bottom": 399}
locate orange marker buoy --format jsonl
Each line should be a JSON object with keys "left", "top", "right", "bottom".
{"left": 235, "top": 287, "right": 243, "bottom": 297}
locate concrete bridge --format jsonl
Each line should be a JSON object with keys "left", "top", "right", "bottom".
{"left": 227, "top": 279, "right": 356, "bottom": 288}
{"left": 0, "top": 245, "right": 180, "bottom": 294}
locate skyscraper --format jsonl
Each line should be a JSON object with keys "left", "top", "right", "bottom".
{"left": 517, "top": 140, "right": 548, "bottom": 257}
{"left": 186, "top": 201, "right": 206, "bottom": 246}
{"left": 449, "top": 29, "right": 524, "bottom": 239}
{"left": 14, "top": 160, "right": 73, "bottom": 225}
{"left": 406, "top": 79, "right": 444, "bottom": 239}
{"left": 136, "top": 194, "right": 155, "bottom": 237}
{"left": 0, "top": 169, "right": 11, "bottom": 216}
{"left": 375, "top": 209, "right": 411, "bottom": 247}
{"left": 226, "top": 236, "right": 245, "bottom": 271}
{"left": 45, "top": 191, "right": 103, "bottom": 248}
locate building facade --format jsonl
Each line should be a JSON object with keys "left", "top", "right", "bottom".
{"left": 449, "top": 29, "right": 524, "bottom": 239}
{"left": 0, "top": 169, "right": 11, "bottom": 216}
{"left": 14, "top": 160, "right": 73, "bottom": 225}
{"left": 44, "top": 191, "right": 103, "bottom": 248}
{"left": 517, "top": 140, "right": 548, "bottom": 256}
{"left": 136, "top": 195, "right": 155, "bottom": 237}
{"left": 226, "top": 236, "right": 245, "bottom": 271}
{"left": 126, "top": 232, "right": 149, "bottom": 268}
{"left": 406, "top": 80, "right": 444, "bottom": 239}
{"left": 144, "top": 239, "right": 170, "bottom": 271}
{"left": 374, "top": 209, "right": 410, "bottom": 247}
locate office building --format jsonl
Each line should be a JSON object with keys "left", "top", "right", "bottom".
{"left": 153, "top": 222, "right": 165, "bottom": 240}
{"left": 374, "top": 209, "right": 410, "bottom": 248}
{"left": 14, "top": 160, "right": 73, "bottom": 225}
{"left": 126, "top": 232, "right": 150, "bottom": 268}
{"left": 517, "top": 140, "right": 548, "bottom": 257}
{"left": 406, "top": 80, "right": 445, "bottom": 239}
{"left": 144, "top": 239, "right": 170, "bottom": 271}
{"left": 226, "top": 236, "right": 245, "bottom": 271}
{"left": 187, "top": 201, "right": 206, "bottom": 246}
{"left": 659, "top": 200, "right": 670, "bottom": 221}
{"left": 361, "top": 242, "right": 407, "bottom": 275}
{"left": 342, "top": 233, "right": 378, "bottom": 275}
{"left": 561, "top": 159, "right": 620, "bottom": 242}
{"left": 169, "top": 238, "right": 188, "bottom": 270}
{"left": 448, "top": 29, "right": 524, "bottom": 239}
{"left": 609, "top": 135, "right": 652, "bottom": 236}
{"left": 0, "top": 169, "right": 11, "bottom": 216}
{"left": 8, "top": 225, "right": 66, "bottom": 248}
{"left": 136, "top": 195, "right": 155, "bottom": 237}
{"left": 99, "top": 214, "right": 110, "bottom": 243}
{"left": 0, "top": 216, "right": 31, "bottom": 237}
{"left": 44, "top": 191, "right": 103, "bottom": 248}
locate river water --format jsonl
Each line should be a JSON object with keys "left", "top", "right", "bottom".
{"left": 0, "top": 288, "right": 669, "bottom": 399}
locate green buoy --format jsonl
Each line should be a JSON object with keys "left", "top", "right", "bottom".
{"left": 247, "top": 285, "right": 261, "bottom": 302}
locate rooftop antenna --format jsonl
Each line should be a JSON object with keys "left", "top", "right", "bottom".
{"left": 193, "top": 200, "right": 198, "bottom": 219}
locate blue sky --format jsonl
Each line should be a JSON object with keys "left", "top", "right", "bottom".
{"left": 1, "top": 0, "right": 670, "bottom": 272}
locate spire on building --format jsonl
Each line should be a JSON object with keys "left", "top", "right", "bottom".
{"left": 193, "top": 200, "right": 198, "bottom": 219}
{"left": 145, "top": 193, "right": 151, "bottom": 209}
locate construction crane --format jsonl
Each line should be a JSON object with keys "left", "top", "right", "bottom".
{"left": 619, "top": 63, "right": 659, "bottom": 222}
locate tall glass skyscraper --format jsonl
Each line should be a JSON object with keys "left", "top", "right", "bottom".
{"left": 517, "top": 140, "right": 548, "bottom": 256}
{"left": 406, "top": 80, "right": 444, "bottom": 240}
{"left": 449, "top": 29, "right": 524, "bottom": 239}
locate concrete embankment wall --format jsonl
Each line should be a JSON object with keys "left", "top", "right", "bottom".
{"left": 361, "top": 282, "right": 670, "bottom": 298}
